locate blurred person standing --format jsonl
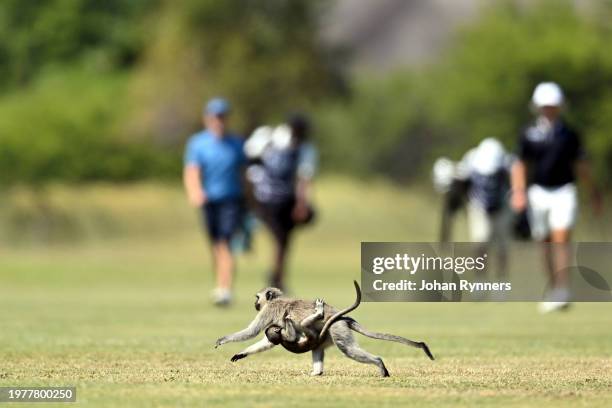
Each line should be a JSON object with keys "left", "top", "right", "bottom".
{"left": 244, "top": 114, "right": 317, "bottom": 290}
{"left": 511, "top": 82, "right": 601, "bottom": 313}
{"left": 183, "top": 98, "right": 246, "bottom": 306}
{"left": 458, "top": 138, "right": 513, "bottom": 282}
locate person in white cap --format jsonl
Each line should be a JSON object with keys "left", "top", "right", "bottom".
{"left": 458, "top": 138, "right": 513, "bottom": 283}
{"left": 511, "top": 82, "right": 601, "bottom": 313}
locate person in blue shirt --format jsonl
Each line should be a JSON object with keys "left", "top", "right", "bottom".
{"left": 183, "top": 97, "right": 246, "bottom": 306}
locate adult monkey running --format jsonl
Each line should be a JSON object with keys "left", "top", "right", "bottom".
{"left": 215, "top": 281, "right": 434, "bottom": 377}
{"left": 511, "top": 82, "right": 602, "bottom": 313}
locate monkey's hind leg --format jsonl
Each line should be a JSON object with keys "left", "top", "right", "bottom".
{"left": 311, "top": 346, "right": 325, "bottom": 376}
{"left": 330, "top": 323, "right": 390, "bottom": 377}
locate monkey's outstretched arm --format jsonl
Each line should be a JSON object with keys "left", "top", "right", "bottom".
{"left": 230, "top": 336, "right": 276, "bottom": 362}
{"left": 215, "top": 313, "right": 269, "bottom": 347}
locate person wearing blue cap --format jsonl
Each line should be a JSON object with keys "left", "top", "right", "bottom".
{"left": 183, "top": 97, "right": 246, "bottom": 306}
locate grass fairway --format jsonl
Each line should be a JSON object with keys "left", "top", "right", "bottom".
{"left": 1, "top": 178, "right": 611, "bottom": 407}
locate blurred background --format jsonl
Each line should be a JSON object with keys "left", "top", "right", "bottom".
{"left": 0, "top": 0, "right": 611, "bottom": 240}
{"left": 1, "top": 0, "right": 612, "bottom": 244}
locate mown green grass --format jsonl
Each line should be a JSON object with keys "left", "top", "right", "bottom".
{"left": 1, "top": 177, "right": 611, "bottom": 407}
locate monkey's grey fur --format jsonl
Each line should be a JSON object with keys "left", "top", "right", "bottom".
{"left": 264, "top": 281, "right": 362, "bottom": 353}
{"left": 215, "top": 281, "right": 434, "bottom": 377}
{"left": 264, "top": 298, "right": 326, "bottom": 353}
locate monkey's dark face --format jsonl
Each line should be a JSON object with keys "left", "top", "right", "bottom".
{"left": 265, "top": 326, "right": 282, "bottom": 345}
{"left": 255, "top": 288, "right": 283, "bottom": 311}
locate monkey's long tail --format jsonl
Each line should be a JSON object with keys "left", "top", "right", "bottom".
{"left": 344, "top": 318, "right": 435, "bottom": 360}
{"left": 318, "top": 280, "right": 361, "bottom": 341}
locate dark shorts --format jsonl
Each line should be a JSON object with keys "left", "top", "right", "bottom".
{"left": 202, "top": 198, "right": 244, "bottom": 243}
{"left": 256, "top": 199, "right": 315, "bottom": 246}
{"left": 256, "top": 200, "right": 296, "bottom": 246}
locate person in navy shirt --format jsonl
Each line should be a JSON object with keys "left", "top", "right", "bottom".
{"left": 511, "top": 82, "right": 601, "bottom": 313}
{"left": 183, "top": 97, "right": 245, "bottom": 306}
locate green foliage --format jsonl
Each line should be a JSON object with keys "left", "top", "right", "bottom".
{"left": 315, "top": 75, "right": 428, "bottom": 178}
{"left": 0, "top": 0, "right": 154, "bottom": 90}
{"left": 0, "top": 0, "right": 169, "bottom": 186}
{"left": 425, "top": 0, "right": 612, "bottom": 164}
{"left": 316, "top": 0, "right": 612, "bottom": 183}
{"left": 0, "top": 0, "right": 340, "bottom": 185}
{"left": 0, "top": 67, "right": 177, "bottom": 185}
{"left": 126, "top": 0, "right": 343, "bottom": 145}
{"left": 2, "top": 0, "right": 612, "bottom": 184}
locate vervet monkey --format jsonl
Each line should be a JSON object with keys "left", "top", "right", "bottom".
{"left": 215, "top": 281, "right": 434, "bottom": 377}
